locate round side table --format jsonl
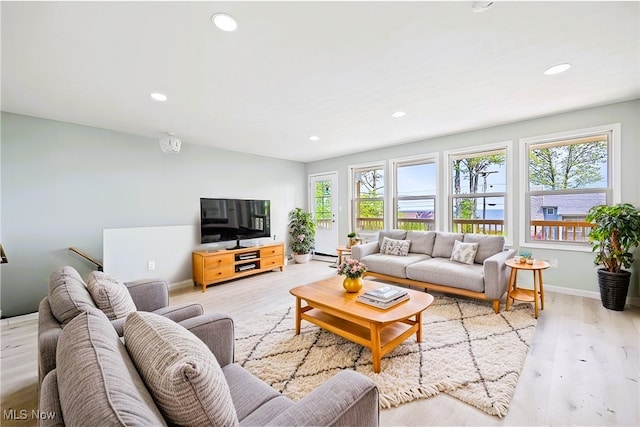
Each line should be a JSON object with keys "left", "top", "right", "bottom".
{"left": 505, "top": 259, "right": 550, "bottom": 319}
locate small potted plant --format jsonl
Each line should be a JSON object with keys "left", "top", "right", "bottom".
{"left": 586, "top": 203, "right": 640, "bottom": 311}
{"left": 288, "top": 208, "right": 316, "bottom": 263}
{"left": 347, "top": 232, "right": 357, "bottom": 248}
{"left": 337, "top": 258, "right": 367, "bottom": 292}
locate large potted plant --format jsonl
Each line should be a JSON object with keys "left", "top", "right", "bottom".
{"left": 586, "top": 203, "right": 640, "bottom": 311}
{"left": 288, "top": 207, "right": 316, "bottom": 263}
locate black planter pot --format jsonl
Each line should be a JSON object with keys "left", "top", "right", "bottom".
{"left": 597, "top": 268, "right": 632, "bottom": 311}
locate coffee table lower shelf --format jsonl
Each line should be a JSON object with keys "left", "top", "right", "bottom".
{"left": 300, "top": 306, "right": 419, "bottom": 372}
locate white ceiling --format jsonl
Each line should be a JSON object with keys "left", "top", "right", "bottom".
{"left": 2, "top": 1, "right": 639, "bottom": 162}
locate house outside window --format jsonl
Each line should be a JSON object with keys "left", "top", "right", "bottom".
{"left": 392, "top": 156, "right": 438, "bottom": 231}
{"left": 351, "top": 163, "right": 385, "bottom": 232}
{"left": 447, "top": 145, "right": 509, "bottom": 237}
{"left": 521, "top": 124, "right": 620, "bottom": 247}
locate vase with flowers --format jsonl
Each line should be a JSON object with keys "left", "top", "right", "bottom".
{"left": 337, "top": 258, "right": 367, "bottom": 292}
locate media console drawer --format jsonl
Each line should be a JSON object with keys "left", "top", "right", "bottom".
{"left": 192, "top": 243, "right": 285, "bottom": 293}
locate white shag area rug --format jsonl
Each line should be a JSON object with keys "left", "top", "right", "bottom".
{"left": 235, "top": 295, "right": 536, "bottom": 417}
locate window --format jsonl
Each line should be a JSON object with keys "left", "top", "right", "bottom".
{"left": 523, "top": 125, "right": 618, "bottom": 246}
{"left": 393, "top": 157, "right": 437, "bottom": 231}
{"left": 448, "top": 146, "right": 508, "bottom": 236}
{"left": 352, "top": 164, "right": 385, "bottom": 232}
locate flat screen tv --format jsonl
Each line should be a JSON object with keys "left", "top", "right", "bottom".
{"left": 200, "top": 198, "right": 271, "bottom": 247}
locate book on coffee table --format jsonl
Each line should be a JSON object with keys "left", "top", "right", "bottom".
{"left": 363, "top": 285, "right": 408, "bottom": 302}
{"left": 357, "top": 292, "right": 410, "bottom": 309}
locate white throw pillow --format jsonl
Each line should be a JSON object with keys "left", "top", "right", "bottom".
{"left": 124, "top": 311, "right": 239, "bottom": 427}
{"left": 87, "top": 271, "right": 136, "bottom": 320}
{"left": 450, "top": 240, "right": 479, "bottom": 265}
{"left": 381, "top": 237, "right": 411, "bottom": 256}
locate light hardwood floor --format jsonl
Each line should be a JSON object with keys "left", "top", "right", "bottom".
{"left": 2, "top": 260, "right": 639, "bottom": 426}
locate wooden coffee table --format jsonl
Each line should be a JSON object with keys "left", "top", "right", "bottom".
{"left": 289, "top": 276, "right": 434, "bottom": 373}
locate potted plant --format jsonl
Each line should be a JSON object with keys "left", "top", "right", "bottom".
{"left": 586, "top": 203, "right": 640, "bottom": 311}
{"left": 288, "top": 207, "right": 316, "bottom": 263}
{"left": 347, "top": 232, "right": 357, "bottom": 248}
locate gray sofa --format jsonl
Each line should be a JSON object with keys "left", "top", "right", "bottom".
{"left": 351, "top": 230, "right": 514, "bottom": 313}
{"left": 39, "top": 308, "right": 380, "bottom": 426}
{"left": 38, "top": 266, "right": 205, "bottom": 383}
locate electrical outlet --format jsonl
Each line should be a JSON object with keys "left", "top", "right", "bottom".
{"left": 147, "top": 261, "right": 156, "bottom": 271}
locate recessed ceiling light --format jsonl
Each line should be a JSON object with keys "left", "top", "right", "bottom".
{"left": 392, "top": 111, "right": 406, "bottom": 118}
{"left": 212, "top": 13, "right": 237, "bottom": 31}
{"left": 544, "top": 63, "right": 572, "bottom": 75}
{"left": 472, "top": 1, "right": 494, "bottom": 13}
{"left": 309, "top": 136, "right": 320, "bottom": 141}
{"left": 150, "top": 92, "right": 167, "bottom": 102}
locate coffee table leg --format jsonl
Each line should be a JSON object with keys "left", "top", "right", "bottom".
{"left": 295, "top": 297, "right": 301, "bottom": 335}
{"left": 371, "top": 324, "right": 381, "bottom": 373}
{"left": 415, "top": 312, "right": 423, "bottom": 343}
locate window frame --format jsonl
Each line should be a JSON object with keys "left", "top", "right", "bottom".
{"left": 519, "top": 123, "right": 621, "bottom": 251}
{"left": 390, "top": 153, "right": 439, "bottom": 232}
{"left": 445, "top": 140, "right": 514, "bottom": 246}
{"left": 348, "top": 161, "right": 387, "bottom": 234}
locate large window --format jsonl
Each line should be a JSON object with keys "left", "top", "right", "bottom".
{"left": 352, "top": 164, "right": 385, "bottom": 232}
{"left": 448, "top": 146, "right": 508, "bottom": 236}
{"left": 523, "top": 126, "right": 618, "bottom": 246}
{"left": 393, "top": 157, "right": 437, "bottom": 231}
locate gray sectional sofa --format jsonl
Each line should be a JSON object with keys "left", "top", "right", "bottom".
{"left": 351, "top": 230, "right": 514, "bottom": 313}
{"left": 38, "top": 267, "right": 379, "bottom": 426}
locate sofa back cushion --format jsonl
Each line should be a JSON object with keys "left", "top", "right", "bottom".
{"left": 431, "top": 232, "right": 464, "bottom": 258}
{"left": 463, "top": 233, "right": 505, "bottom": 263}
{"left": 87, "top": 271, "right": 137, "bottom": 320}
{"left": 124, "top": 311, "right": 239, "bottom": 427}
{"left": 48, "top": 266, "right": 97, "bottom": 325}
{"left": 377, "top": 230, "right": 407, "bottom": 249}
{"left": 56, "top": 309, "right": 166, "bottom": 426}
{"left": 406, "top": 231, "right": 436, "bottom": 255}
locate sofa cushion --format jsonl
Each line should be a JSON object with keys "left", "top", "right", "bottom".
{"left": 48, "top": 266, "right": 97, "bottom": 325}
{"left": 361, "top": 253, "right": 430, "bottom": 278}
{"left": 124, "top": 311, "right": 239, "bottom": 427}
{"left": 463, "top": 233, "right": 505, "bottom": 264}
{"left": 406, "top": 258, "right": 485, "bottom": 292}
{"left": 431, "top": 232, "right": 464, "bottom": 258}
{"left": 380, "top": 237, "right": 411, "bottom": 256}
{"left": 377, "top": 230, "right": 408, "bottom": 250}
{"left": 406, "top": 231, "right": 436, "bottom": 255}
{"left": 450, "top": 240, "right": 479, "bottom": 265}
{"left": 87, "top": 271, "right": 137, "bottom": 320}
{"left": 56, "top": 309, "right": 166, "bottom": 426}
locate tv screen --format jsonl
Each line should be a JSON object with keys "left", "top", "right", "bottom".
{"left": 200, "top": 198, "right": 271, "bottom": 245}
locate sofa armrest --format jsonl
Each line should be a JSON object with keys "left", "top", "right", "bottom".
{"left": 266, "top": 370, "right": 379, "bottom": 426}
{"left": 483, "top": 249, "right": 515, "bottom": 300}
{"left": 39, "top": 370, "right": 64, "bottom": 427}
{"left": 153, "top": 303, "right": 204, "bottom": 322}
{"left": 38, "top": 298, "right": 63, "bottom": 385}
{"left": 125, "top": 279, "right": 169, "bottom": 312}
{"left": 351, "top": 241, "right": 379, "bottom": 260}
{"left": 178, "top": 313, "right": 235, "bottom": 367}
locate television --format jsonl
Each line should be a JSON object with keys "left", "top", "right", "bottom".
{"left": 200, "top": 198, "right": 271, "bottom": 247}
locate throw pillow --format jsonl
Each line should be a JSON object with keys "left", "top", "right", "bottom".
{"left": 124, "top": 311, "right": 239, "bottom": 427}
{"left": 87, "top": 271, "right": 137, "bottom": 321}
{"left": 381, "top": 237, "right": 411, "bottom": 256}
{"left": 48, "top": 266, "right": 97, "bottom": 325}
{"left": 450, "top": 240, "right": 479, "bottom": 265}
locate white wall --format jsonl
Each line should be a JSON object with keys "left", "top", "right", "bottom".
{"left": 307, "top": 100, "right": 640, "bottom": 301}
{"left": 1, "top": 112, "right": 307, "bottom": 317}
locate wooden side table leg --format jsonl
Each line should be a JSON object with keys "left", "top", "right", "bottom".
{"left": 371, "top": 324, "right": 382, "bottom": 373}
{"left": 538, "top": 270, "right": 545, "bottom": 311}
{"left": 506, "top": 268, "right": 517, "bottom": 311}
{"left": 532, "top": 271, "right": 539, "bottom": 319}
